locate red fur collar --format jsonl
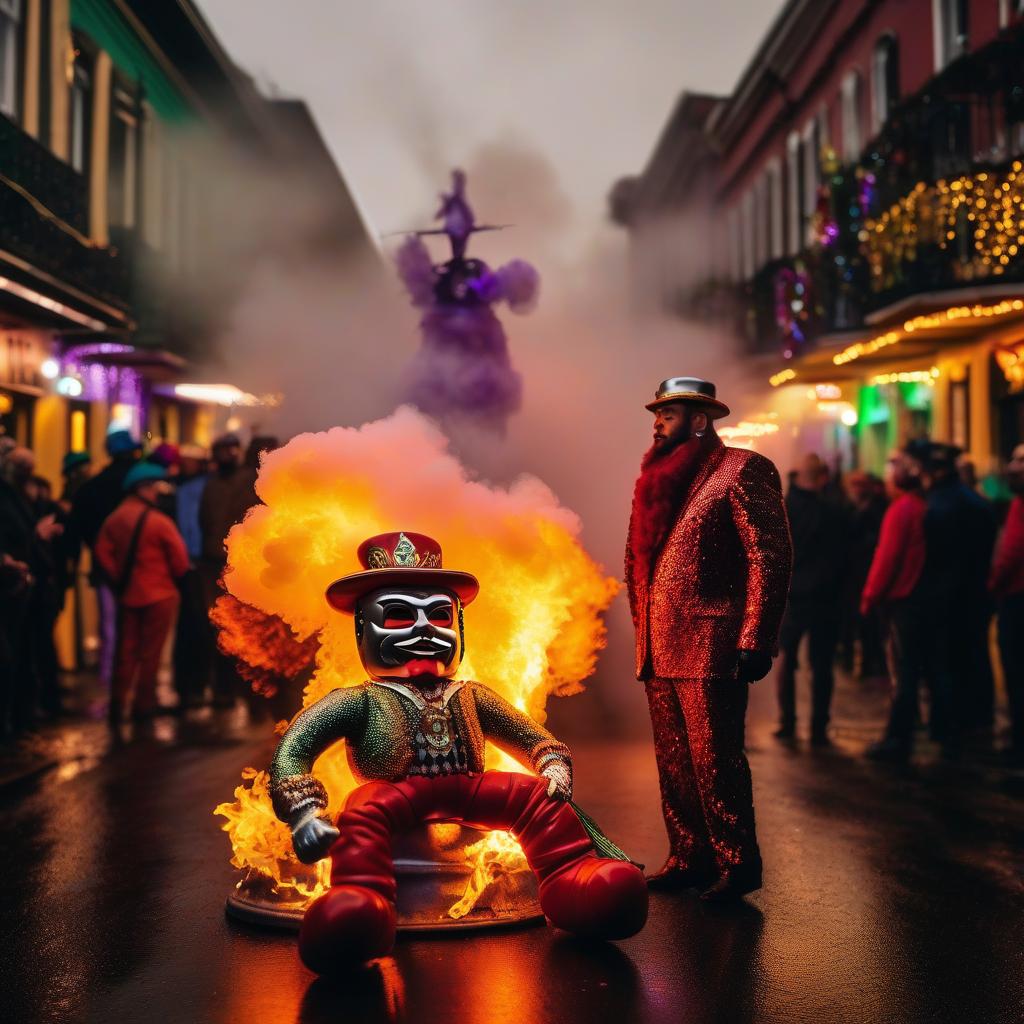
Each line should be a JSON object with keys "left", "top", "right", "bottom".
{"left": 626, "top": 433, "right": 721, "bottom": 590}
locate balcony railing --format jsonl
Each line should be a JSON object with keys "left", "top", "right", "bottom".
{"left": 0, "top": 114, "right": 88, "bottom": 232}
{"left": 730, "top": 23, "right": 1024, "bottom": 355}
{"left": 0, "top": 115, "right": 131, "bottom": 311}
{"left": 860, "top": 161, "right": 1024, "bottom": 310}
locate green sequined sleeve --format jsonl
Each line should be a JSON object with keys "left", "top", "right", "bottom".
{"left": 472, "top": 683, "right": 572, "bottom": 770}
{"left": 269, "top": 686, "right": 368, "bottom": 820}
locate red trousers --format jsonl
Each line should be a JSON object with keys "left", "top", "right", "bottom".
{"left": 112, "top": 596, "right": 178, "bottom": 713}
{"left": 299, "top": 771, "right": 647, "bottom": 972}
{"left": 646, "top": 677, "right": 760, "bottom": 873}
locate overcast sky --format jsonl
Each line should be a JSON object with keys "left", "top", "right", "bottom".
{"left": 198, "top": 1, "right": 784, "bottom": 255}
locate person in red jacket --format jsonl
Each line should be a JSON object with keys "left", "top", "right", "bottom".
{"left": 862, "top": 450, "right": 928, "bottom": 761}
{"left": 95, "top": 463, "right": 189, "bottom": 723}
{"left": 990, "top": 443, "right": 1024, "bottom": 759}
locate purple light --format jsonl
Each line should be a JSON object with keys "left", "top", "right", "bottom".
{"left": 59, "top": 344, "right": 144, "bottom": 412}
{"left": 62, "top": 342, "right": 135, "bottom": 361}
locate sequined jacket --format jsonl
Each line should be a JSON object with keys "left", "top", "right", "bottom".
{"left": 628, "top": 445, "right": 792, "bottom": 681}
{"left": 269, "top": 680, "right": 571, "bottom": 821}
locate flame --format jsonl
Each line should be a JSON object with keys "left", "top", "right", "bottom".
{"left": 214, "top": 408, "right": 618, "bottom": 912}
{"left": 211, "top": 594, "right": 318, "bottom": 698}
{"left": 448, "top": 831, "right": 530, "bottom": 920}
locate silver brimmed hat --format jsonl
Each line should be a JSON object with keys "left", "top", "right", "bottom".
{"left": 645, "top": 377, "right": 730, "bottom": 419}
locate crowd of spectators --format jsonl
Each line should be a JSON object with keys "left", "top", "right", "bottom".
{"left": 3, "top": 423, "right": 1023, "bottom": 765}
{"left": 0, "top": 426, "right": 278, "bottom": 737}
{"left": 777, "top": 439, "right": 1024, "bottom": 763}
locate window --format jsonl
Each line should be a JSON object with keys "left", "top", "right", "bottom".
{"left": 753, "top": 176, "right": 768, "bottom": 270}
{"left": 935, "top": 0, "right": 968, "bottom": 69}
{"left": 767, "top": 160, "right": 784, "bottom": 261}
{"left": 69, "top": 42, "right": 92, "bottom": 175}
{"left": 802, "top": 120, "right": 820, "bottom": 231}
{"left": 786, "top": 131, "right": 802, "bottom": 255}
{"left": 0, "top": 0, "right": 22, "bottom": 120}
{"left": 742, "top": 190, "right": 755, "bottom": 280}
{"left": 140, "top": 102, "right": 162, "bottom": 247}
{"left": 108, "top": 80, "right": 140, "bottom": 229}
{"left": 841, "top": 71, "right": 864, "bottom": 162}
{"left": 726, "top": 207, "right": 741, "bottom": 282}
{"left": 871, "top": 35, "right": 900, "bottom": 133}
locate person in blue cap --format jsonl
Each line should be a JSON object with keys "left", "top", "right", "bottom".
{"left": 94, "top": 462, "right": 189, "bottom": 723}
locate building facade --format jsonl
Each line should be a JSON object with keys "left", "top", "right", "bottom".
{"left": 615, "top": 0, "right": 1024, "bottom": 482}
{"left": 0, "top": 0, "right": 375, "bottom": 486}
{"left": 1, "top": 0, "right": 375, "bottom": 670}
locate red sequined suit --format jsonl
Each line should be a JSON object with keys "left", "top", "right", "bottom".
{"left": 626, "top": 434, "right": 792, "bottom": 877}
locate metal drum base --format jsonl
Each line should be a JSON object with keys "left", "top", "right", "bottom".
{"left": 224, "top": 825, "right": 545, "bottom": 933}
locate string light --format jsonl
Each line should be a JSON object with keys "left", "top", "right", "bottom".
{"left": 865, "top": 162, "right": 1024, "bottom": 289}
{"left": 869, "top": 367, "right": 940, "bottom": 385}
{"left": 832, "top": 299, "right": 1024, "bottom": 365}
{"left": 769, "top": 368, "right": 797, "bottom": 387}
{"left": 172, "top": 383, "right": 282, "bottom": 407}
{"left": 718, "top": 420, "right": 781, "bottom": 441}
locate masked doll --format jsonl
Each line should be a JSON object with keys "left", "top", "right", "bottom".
{"left": 270, "top": 531, "right": 647, "bottom": 973}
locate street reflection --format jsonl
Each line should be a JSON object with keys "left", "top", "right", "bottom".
{"left": 299, "top": 959, "right": 406, "bottom": 1023}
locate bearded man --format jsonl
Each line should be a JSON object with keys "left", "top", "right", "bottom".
{"left": 626, "top": 377, "right": 792, "bottom": 900}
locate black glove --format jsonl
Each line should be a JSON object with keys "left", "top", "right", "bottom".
{"left": 736, "top": 649, "right": 772, "bottom": 683}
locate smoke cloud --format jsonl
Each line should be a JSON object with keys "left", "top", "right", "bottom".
{"left": 189, "top": 120, "right": 779, "bottom": 735}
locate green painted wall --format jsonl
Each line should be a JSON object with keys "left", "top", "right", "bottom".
{"left": 70, "top": 0, "right": 194, "bottom": 123}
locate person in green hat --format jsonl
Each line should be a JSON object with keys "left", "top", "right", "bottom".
{"left": 94, "top": 462, "right": 189, "bottom": 723}
{"left": 60, "top": 451, "right": 92, "bottom": 506}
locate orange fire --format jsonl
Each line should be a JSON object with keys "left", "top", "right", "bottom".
{"left": 211, "top": 594, "right": 318, "bottom": 697}
{"left": 214, "top": 407, "right": 618, "bottom": 915}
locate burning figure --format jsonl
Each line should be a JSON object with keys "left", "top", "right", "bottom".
{"left": 395, "top": 170, "right": 538, "bottom": 432}
{"left": 269, "top": 530, "right": 647, "bottom": 972}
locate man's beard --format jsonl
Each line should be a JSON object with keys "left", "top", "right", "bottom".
{"left": 1009, "top": 473, "right": 1024, "bottom": 495}
{"left": 648, "top": 416, "right": 692, "bottom": 461}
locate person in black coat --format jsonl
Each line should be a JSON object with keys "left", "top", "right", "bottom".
{"left": 839, "top": 471, "right": 888, "bottom": 678}
{"left": 774, "top": 454, "right": 850, "bottom": 744}
{"left": 0, "top": 447, "right": 63, "bottom": 734}
{"left": 905, "top": 440, "right": 997, "bottom": 748}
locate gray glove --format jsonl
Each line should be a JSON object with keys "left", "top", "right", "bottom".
{"left": 289, "top": 805, "right": 340, "bottom": 864}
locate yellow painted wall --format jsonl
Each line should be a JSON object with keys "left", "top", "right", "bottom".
{"left": 89, "top": 51, "right": 112, "bottom": 245}
{"left": 33, "top": 393, "right": 65, "bottom": 488}
{"left": 49, "top": 0, "right": 70, "bottom": 159}
{"left": 931, "top": 371, "right": 950, "bottom": 442}
{"left": 22, "top": 0, "right": 40, "bottom": 138}
{"left": 968, "top": 345, "right": 993, "bottom": 470}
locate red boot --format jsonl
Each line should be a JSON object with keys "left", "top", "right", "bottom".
{"left": 298, "top": 885, "right": 397, "bottom": 974}
{"left": 457, "top": 771, "right": 648, "bottom": 940}
{"left": 538, "top": 856, "right": 648, "bottom": 939}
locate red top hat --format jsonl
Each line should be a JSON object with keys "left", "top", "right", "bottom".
{"left": 325, "top": 531, "right": 480, "bottom": 614}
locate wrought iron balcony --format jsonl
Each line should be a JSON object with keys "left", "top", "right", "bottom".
{"left": 0, "top": 114, "right": 131, "bottom": 312}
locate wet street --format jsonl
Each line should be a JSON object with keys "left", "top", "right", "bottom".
{"left": 3, "top": 675, "right": 1022, "bottom": 1024}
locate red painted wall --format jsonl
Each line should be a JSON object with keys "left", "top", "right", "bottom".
{"left": 717, "top": 0, "right": 1008, "bottom": 204}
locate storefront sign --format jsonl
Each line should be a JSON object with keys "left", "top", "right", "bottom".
{"left": 0, "top": 330, "right": 47, "bottom": 393}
